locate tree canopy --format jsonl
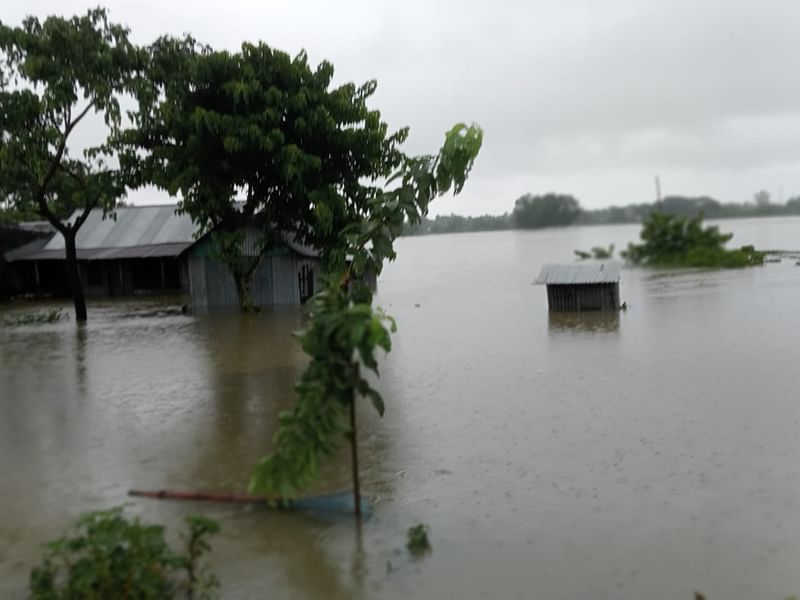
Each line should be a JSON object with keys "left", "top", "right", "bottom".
{"left": 0, "top": 8, "right": 141, "bottom": 320}
{"left": 511, "top": 193, "right": 581, "bottom": 229}
{"left": 122, "top": 38, "right": 407, "bottom": 308}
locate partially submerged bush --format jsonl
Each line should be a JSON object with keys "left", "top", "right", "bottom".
{"left": 622, "top": 212, "right": 764, "bottom": 268}
{"left": 30, "top": 507, "right": 219, "bottom": 599}
{"left": 406, "top": 523, "right": 432, "bottom": 556}
{"left": 574, "top": 245, "right": 614, "bottom": 260}
{"left": 1, "top": 309, "right": 64, "bottom": 326}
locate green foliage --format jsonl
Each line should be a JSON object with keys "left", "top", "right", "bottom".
{"left": 512, "top": 193, "right": 581, "bottom": 229}
{"left": 406, "top": 524, "right": 431, "bottom": 556}
{"left": 121, "top": 37, "right": 408, "bottom": 309}
{"left": 0, "top": 8, "right": 138, "bottom": 221}
{"left": 29, "top": 507, "right": 219, "bottom": 600}
{"left": 574, "top": 245, "right": 614, "bottom": 260}
{"left": 0, "top": 202, "right": 39, "bottom": 225}
{"left": 577, "top": 194, "right": 800, "bottom": 226}
{"left": 573, "top": 249, "right": 591, "bottom": 260}
{"left": 249, "top": 123, "right": 482, "bottom": 499}
{"left": 622, "top": 212, "right": 765, "bottom": 268}
{"left": 403, "top": 212, "right": 511, "bottom": 236}
{"left": 0, "top": 8, "right": 142, "bottom": 320}
{"left": 1, "top": 308, "right": 63, "bottom": 326}
{"left": 592, "top": 244, "right": 614, "bottom": 259}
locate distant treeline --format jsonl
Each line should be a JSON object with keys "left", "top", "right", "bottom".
{"left": 403, "top": 192, "right": 800, "bottom": 236}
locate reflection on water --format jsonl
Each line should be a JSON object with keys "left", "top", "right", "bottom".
{"left": 2, "top": 218, "right": 800, "bottom": 599}
{"left": 548, "top": 311, "right": 620, "bottom": 334}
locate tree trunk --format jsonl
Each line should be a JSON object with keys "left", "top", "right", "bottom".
{"left": 233, "top": 270, "right": 255, "bottom": 313}
{"left": 64, "top": 230, "right": 87, "bottom": 322}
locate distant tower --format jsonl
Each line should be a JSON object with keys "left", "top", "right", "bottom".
{"left": 654, "top": 175, "right": 662, "bottom": 210}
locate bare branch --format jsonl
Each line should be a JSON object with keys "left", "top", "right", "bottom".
{"left": 64, "top": 101, "right": 95, "bottom": 138}
{"left": 73, "top": 199, "right": 97, "bottom": 231}
{"left": 37, "top": 100, "right": 96, "bottom": 221}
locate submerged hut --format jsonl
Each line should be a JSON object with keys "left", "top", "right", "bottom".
{"left": 535, "top": 262, "right": 621, "bottom": 312}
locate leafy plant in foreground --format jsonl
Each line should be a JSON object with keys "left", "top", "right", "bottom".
{"left": 248, "top": 124, "right": 483, "bottom": 512}
{"left": 29, "top": 507, "right": 219, "bottom": 599}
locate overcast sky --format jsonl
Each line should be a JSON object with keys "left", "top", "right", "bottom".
{"left": 7, "top": 0, "right": 800, "bottom": 215}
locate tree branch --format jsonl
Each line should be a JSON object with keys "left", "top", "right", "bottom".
{"left": 65, "top": 101, "right": 95, "bottom": 138}
{"left": 36, "top": 100, "right": 96, "bottom": 229}
{"left": 57, "top": 164, "right": 86, "bottom": 187}
{"left": 72, "top": 199, "right": 97, "bottom": 232}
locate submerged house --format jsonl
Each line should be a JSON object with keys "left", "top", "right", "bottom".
{"left": 0, "top": 223, "right": 52, "bottom": 300}
{"left": 535, "top": 262, "right": 621, "bottom": 312}
{"left": 3, "top": 205, "right": 322, "bottom": 311}
{"left": 187, "top": 229, "right": 320, "bottom": 311}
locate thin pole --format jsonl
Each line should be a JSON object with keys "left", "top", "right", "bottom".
{"left": 349, "top": 398, "right": 362, "bottom": 518}
{"left": 655, "top": 175, "right": 662, "bottom": 209}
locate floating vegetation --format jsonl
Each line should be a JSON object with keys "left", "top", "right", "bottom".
{"left": 1, "top": 309, "right": 64, "bottom": 326}
{"left": 574, "top": 244, "right": 614, "bottom": 260}
{"left": 591, "top": 244, "right": 614, "bottom": 259}
{"left": 406, "top": 523, "right": 432, "bottom": 556}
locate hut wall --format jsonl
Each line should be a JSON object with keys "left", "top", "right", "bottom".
{"left": 271, "top": 255, "right": 301, "bottom": 305}
{"left": 546, "top": 282, "right": 619, "bottom": 312}
{"left": 189, "top": 254, "right": 314, "bottom": 311}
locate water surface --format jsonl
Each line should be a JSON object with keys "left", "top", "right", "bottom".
{"left": 2, "top": 217, "right": 800, "bottom": 599}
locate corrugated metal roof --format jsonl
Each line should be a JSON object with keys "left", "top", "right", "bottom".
{"left": 3, "top": 236, "right": 50, "bottom": 262}
{"left": 6, "top": 204, "right": 321, "bottom": 262}
{"left": 44, "top": 205, "right": 195, "bottom": 251}
{"left": 535, "top": 262, "right": 621, "bottom": 285}
{"left": 6, "top": 243, "right": 194, "bottom": 262}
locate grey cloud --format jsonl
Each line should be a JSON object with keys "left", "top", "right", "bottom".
{"left": 8, "top": 0, "right": 800, "bottom": 211}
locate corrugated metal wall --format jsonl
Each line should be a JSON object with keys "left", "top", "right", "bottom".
{"left": 546, "top": 283, "right": 619, "bottom": 312}
{"left": 189, "top": 254, "right": 308, "bottom": 311}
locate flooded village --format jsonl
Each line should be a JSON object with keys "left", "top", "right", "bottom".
{"left": 4, "top": 215, "right": 800, "bottom": 598}
{"left": 4, "top": 2, "right": 800, "bottom": 600}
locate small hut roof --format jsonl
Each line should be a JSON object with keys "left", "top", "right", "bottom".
{"left": 535, "top": 262, "right": 621, "bottom": 285}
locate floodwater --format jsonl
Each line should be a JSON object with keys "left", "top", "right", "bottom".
{"left": 2, "top": 216, "right": 800, "bottom": 599}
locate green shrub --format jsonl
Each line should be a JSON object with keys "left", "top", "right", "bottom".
{"left": 29, "top": 507, "right": 219, "bottom": 599}
{"left": 1, "top": 309, "right": 64, "bottom": 326}
{"left": 622, "top": 212, "right": 764, "bottom": 268}
{"left": 406, "top": 523, "right": 432, "bottom": 556}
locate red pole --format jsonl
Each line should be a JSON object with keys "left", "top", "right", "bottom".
{"left": 128, "top": 489, "right": 269, "bottom": 504}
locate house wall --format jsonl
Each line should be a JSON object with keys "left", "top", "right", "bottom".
{"left": 189, "top": 254, "right": 313, "bottom": 312}
{"left": 546, "top": 283, "right": 619, "bottom": 312}
{"left": 77, "top": 257, "right": 188, "bottom": 298}
{"left": 0, "top": 227, "right": 48, "bottom": 300}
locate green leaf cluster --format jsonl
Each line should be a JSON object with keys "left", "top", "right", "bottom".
{"left": 29, "top": 507, "right": 219, "bottom": 599}
{"left": 120, "top": 37, "right": 410, "bottom": 308}
{"left": 0, "top": 9, "right": 140, "bottom": 224}
{"left": 406, "top": 523, "right": 432, "bottom": 556}
{"left": 622, "top": 212, "right": 764, "bottom": 268}
{"left": 249, "top": 123, "right": 482, "bottom": 500}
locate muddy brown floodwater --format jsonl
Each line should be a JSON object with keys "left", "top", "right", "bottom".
{"left": 2, "top": 217, "right": 800, "bottom": 599}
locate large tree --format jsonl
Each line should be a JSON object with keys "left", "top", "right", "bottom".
{"left": 0, "top": 9, "right": 141, "bottom": 321}
{"left": 512, "top": 192, "right": 581, "bottom": 229}
{"left": 122, "top": 38, "right": 405, "bottom": 310}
